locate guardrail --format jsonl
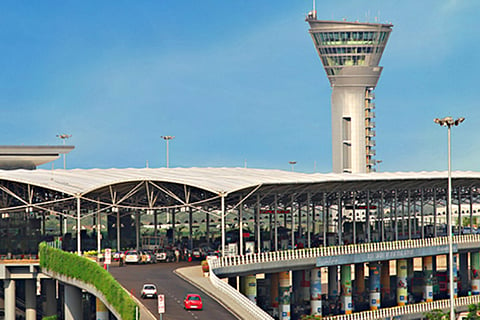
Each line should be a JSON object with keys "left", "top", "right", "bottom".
{"left": 0, "top": 254, "right": 39, "bottom": 260}
{"left": 207, "top": 259, "right": 274, "bottom": 320}
{"left": 325, "top": 295, "right": 480, "bottom": 320}
{"left": 209, "top": 234, "right": 480, "bottom": 269}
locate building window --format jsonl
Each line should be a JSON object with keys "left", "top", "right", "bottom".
{"left": 343, "top": 143, "right": 351, "bottom": 171}
{"left": 343, "top": 117, "right": 351, "bottom": 141}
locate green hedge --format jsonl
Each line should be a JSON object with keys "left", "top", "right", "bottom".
{"left": 39, "top": 242, "right": 137, "bottom": 320}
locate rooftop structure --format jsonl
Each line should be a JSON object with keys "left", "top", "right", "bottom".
{"left": 306, "top": 10, "right": 392, "bottom": 173}
{"left": 0, "top": 145, "right": 74, "bottom": 170}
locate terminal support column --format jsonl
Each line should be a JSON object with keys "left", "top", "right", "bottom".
{"left": 369, "top": 262, "right": 381, "bottom": 310}
{"left": 96, "top": 297, "right": 109, "bottom": 320}
{"left": 310, "top": 268, "right": 322, "bottom": 316}
{"left": 423, "top": 256, "right": 434, "bottom": 302}
{"left": 381, "top": 261, "right": 390, "bottom": 305}
{"left": 43, "top": 279, "right": 57, "bottom": 316}
{"left": 25, "top": 279, "right": 36, "bottom": 320}
{"left": 241, "top": 275, "right": 257, "bottom": 303}
{"left": 300, "top": 270, "right": 310, "bottom": 303}
{"left": 4, "top": 279, "right": 15, "bottom": 320}
{"left": 341, "top": 264, "right": 352, "bottom": 314}
{"left": 278, "top": 271, "right": 291, "bottom": 320}
{"left": 397, "top": 259, "right": 408, "bottom": 306}
{"left": 328, "top": 266, "right": 339, "bottom": 301}
{"left": 64, "top": 284, "right": 83, "bottom": 320}
{"left": 354, "top": 263, "right": 366, "bottom": 304}
{"left": 459, "top": 253, "right": 468, "bottom": 295}
{"left": 453, "top": 254, "right": 458, "bottom": 298}
{"left": 472, "top": 252, "right": 480, "bottom": 294}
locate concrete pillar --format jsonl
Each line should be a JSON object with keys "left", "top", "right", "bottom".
{"left": 472, "top": 251, "right": 480, "bottom": 295}
{"left": 328, "top": 266, "right": 339, "bottom": 300}
{"left": 380, "top": 261, "right": 391, "bottom": 305}
{"left": 300, "top": 270, "right": 310, "bottom": 303}
{"left": 64, "top": 284, "right": 83, "bottom": 320}
{"left": 453, "top": 254, "right": 458, "bottom": 298}
{"left": 354, "top": 263, "right": 366, "bottom": 304}
{"left": 369, "top": 262, "right": 381, "bottom": 310}
{"left": 397, "top": 259, "right": 408, "bottom": 306}
{"left": 407, "top": 258, "right": 414, "bottom": 303}
{"left": 25, "top": 279, "right": 36, "bottom": 320}
{"left": 310, "top": 268, "right": 322, "bottom": 316}
{"left": 241, "top": 275, "right": 257, "bottom": 303}
{"left": 460, "top": 252, "right": 468, "bottom": 295}
{"left": 4, "top": 279, "right": 15, "bottom": 320}
{"left": 341, "top": 265, "right": 352, "bottom": 314}
{"left": 278, "top": 271, "right": 291, "bottom": 320}
{"left": 423, "top": 256, "right": 434, "bottom": 302}
{"left": 96, "top": 297, "right": 109, "bottom": 320}
{"left": 43, "top": 279, "right": 57, "bottom": 316}
{"left": 270, "top": 273, "right": 279, "bottom": 310}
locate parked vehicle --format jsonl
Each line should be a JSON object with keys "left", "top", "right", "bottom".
{"left": 191, "top": 248, "right": 204, "bottom": 260}
{"left": 145, "top": 250, "right": 157, "bottom": 263}
{"left": 125, "top": 250, "right": 141, "bottom": 264}
{"left": 155, "top": 249, "right": 175, "bottom": 262}
{"left": 141, "top": 284, "right": 157, "bottom": 299}
{"left": 184, "top": 293, "right": 203, "bottom": 310}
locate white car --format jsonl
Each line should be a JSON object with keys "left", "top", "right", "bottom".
{"left": 125, "top": 250, "right": 140, "bottom": 264}
{"left": 141, "top": 284, "right": 157, "bottom": 299}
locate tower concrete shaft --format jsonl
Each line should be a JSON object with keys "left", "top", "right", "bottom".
{"left": 306, "top": 15, "right": 392, "bottom": 173}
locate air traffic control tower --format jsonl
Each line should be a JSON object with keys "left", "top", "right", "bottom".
{"left": 306, "top": 10, "right": 392, "bottom": 173}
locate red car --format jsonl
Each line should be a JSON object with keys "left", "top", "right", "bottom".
{"left": 183, "top": 293, "right": 203, "bottom": 310}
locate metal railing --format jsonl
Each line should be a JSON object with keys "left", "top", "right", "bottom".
{"left": 209, "top": 234, "right": 480, "bottom": 269}
{"left": 208, "top": 259, "right": 274, "bottom": 320}
{"left": 325, "top": 295, "right": 480, "bottom": 320}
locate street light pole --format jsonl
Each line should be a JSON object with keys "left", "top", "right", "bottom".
{"left": 434, "top": 116, "right": 464, "bottom": 320}
{"left": 289, "top": 161, "right": 297, "bottom": 172}
{"left": 161, "top": 136, "right": 175, "bottom": 168}
{"left": 56, "top": 134, "right": 72, "bottom": 169}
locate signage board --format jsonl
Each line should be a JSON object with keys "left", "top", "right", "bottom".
{"left": 105, "top": 248, "right": 111, "bottom": 265}
{"left": 158, "top": 294, "right": 165, "bottom": 314}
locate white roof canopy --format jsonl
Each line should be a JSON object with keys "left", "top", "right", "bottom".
{"left": 0, "top": 167, "right": 479, "bottom": 197}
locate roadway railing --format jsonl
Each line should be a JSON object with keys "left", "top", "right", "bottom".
{"left": 325, "top": 295, "right": 480, "bottom": 320}
{"left": 209, "top": 234, "right": 480, "bottom": 269}
{"left": 207, "top": 258, "right": 274, "bottom": 320}
{"left": 0, "top": 253, "right": 39, "bottom": 260}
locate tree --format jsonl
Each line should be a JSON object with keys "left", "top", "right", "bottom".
{"left": 425, "top": 309, "right": 448, "bottom": 320}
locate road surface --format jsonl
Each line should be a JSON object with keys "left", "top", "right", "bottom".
{"left": 110, "top": 261, "right": 239, "bottom": 320}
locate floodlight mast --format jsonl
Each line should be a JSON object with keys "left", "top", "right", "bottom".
{"left": 289, "top": 161, "right": 297, "bottom": 172}
{"left": 56, "top": 134, "right": 72, "bottom": 169}
{"left": 161, "top": 135, "right": 175, "bottom": 168}
{"left": 433, "top": 116, "right": 464, "bottom": 320}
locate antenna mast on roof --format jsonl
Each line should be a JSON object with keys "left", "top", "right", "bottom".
{"left": 310, "top": 0, "right": 317, "bottom": 19}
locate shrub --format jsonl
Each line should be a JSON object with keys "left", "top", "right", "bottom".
{"left": 39, "top": 242, "right": 137, "bottom": 320}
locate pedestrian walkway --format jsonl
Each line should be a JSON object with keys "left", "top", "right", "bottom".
{"left": 175, "top": 266, "right": 246, "bottom": 320}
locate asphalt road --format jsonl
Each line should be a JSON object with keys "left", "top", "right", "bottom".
{"left": 109, "top": 261, "right": 238, "bottom": 320}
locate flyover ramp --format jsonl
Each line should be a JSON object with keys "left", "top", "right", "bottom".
{"left": 175, "top": 265, "right": 273, "bottom": 320}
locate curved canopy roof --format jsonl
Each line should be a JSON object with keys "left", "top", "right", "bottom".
{"left": 1, "top": 167, "right": 479, "bottom": 197}
{"left": 0, "top": 145, "right": 74, "bottom": 170}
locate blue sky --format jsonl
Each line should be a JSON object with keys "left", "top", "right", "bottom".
{"left": 1, "top": 0, "right": 479, "bottom": 173}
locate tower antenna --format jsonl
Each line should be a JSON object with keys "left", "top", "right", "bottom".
{"left": 311, "top": 0, "right": 317, "bottom": 19}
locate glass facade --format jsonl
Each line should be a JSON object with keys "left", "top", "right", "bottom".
{"left": 312, "top": 30, "right": 390, "bottom": 75}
